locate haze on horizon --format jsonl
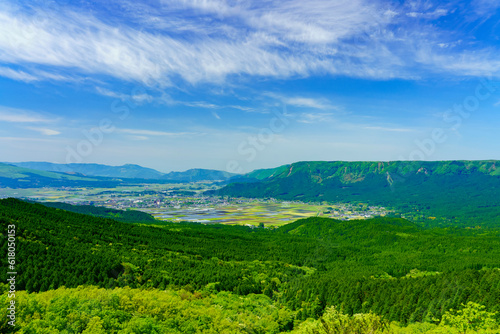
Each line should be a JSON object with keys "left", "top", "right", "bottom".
{"left": 1, "top": 0, "right": 500, "bottom": 173}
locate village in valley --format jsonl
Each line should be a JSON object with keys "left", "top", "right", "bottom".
{"left": 0, "top": 183, "right": 390, "bottom": 227}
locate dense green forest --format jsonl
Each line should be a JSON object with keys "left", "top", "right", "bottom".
{"left": 38, "top": 201, "right": 156, "bottom": 223}
{"left": 1, "top": 199, "right": 499, "bottom": 333}
{"left": 214, "top": 160, "right": 500, "bottom": 227}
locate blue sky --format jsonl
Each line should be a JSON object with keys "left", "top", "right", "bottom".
{"left": 1, "top": 0, "right": 500, "bottom": 173}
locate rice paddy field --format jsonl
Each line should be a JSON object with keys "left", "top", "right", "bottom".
{"left": 144, "top": 201, "right": 377, "bottom": 227}
{"left": 0, "top": 183, "right": 387, "bottom": 227}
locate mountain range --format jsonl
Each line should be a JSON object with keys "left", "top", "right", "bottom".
{"left": 214, "top": 160, "right": 500, "bottom": 227}
{"left": 1, "top": 162, "right": 237, "bottom": 186}
{"left": 0, "top": 162, "right": 107, "bottom": 188}
{"left": 10, "top": 162, "right": 165, "bottom": 179}
{"left": 3, "top": 159, "right": 500, "bottom": 226}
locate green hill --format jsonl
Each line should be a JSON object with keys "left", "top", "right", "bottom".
{"left": 39, "top": 201, "right": 156, "bottom": 223}
{"left": 1, "top": 198, "right": 500, "bottom": 333}
{"left": 277, "top": 216, "right": 421, "bottom": 242}
{"left": 214, "top": 160, "right": 500, "bottom": 227}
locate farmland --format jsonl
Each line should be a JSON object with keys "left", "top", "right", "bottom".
{"left": 0, "top": 182, "right": 388, "bottom": 226}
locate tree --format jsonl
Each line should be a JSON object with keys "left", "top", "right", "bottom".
{"left": 440, "top": 302, "right": 498, "bottom": 334}
{"left": 82, "top": 317, "right": 106, "bottom": 334}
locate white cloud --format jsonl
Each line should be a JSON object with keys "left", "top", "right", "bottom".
{"left": 364, "top": 126, "right": 414, "bottom": 132}
{"left": 0, "top": 0, "right": 500, "bottom": 88}
{"left": 264, "top": 92, "right": 338, "bottom": 110}
{"left": 414, "top": 49, "right": 500, "bottom": 77}
{"left": 25, "top": 127, "right": 61, "bottom": 136}
{"left": 228, "top": 105, "right": 258, "bottom": 112}
{"left": 128, "top": 135, "right": 149, "bottom": 141}
{"left": 132, "top": 94, "right": 154, "bottom": 103}
{"left": 159, "top": 96, "right": 225, "bottom": 109}
{"left": 96, "top": 87, "right": 154, "bottom": 103}
{"left": 0, "top": 107, "right": 55, "bottom": 123}
{"left": 472, "top": 0, "right": 500, "bottom": 16}
{"left": 285, "top": 97, "right": 335, "bottom": 110}
{"left": 298, "top": 112, "right": 335, "bottom": 124}
{"left": 184, "top": 102, "right": 219, "bottom": 109}
{"left": 170, "top": 0, "right": 388, "bottom": 44}
{"left": 0, "top": 3, "right": 322, "bottom": 86}
{"left": 95, "top": 87, "right": 123, "bottom": 99}
{"left": 0, "top": 136, "right": 58, "bottom": 143}
{"left": 116, "top": 128, "right": 199, "bottom": 136}
{"left": 406, "top": 8, "right": 448, "bottom": 19}
{"left": 0, "top": 66, "right": 76, "bottom": 83}
{"left": 0, "top": 67, "right": 38, "bottom": 82}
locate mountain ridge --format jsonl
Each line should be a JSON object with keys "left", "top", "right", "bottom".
{"left": 213, "top": 160, "right": 500, "bottom": 227}
{"left": 0, "top": 162, "right": 106, "bottom": 188}
{"left": 4, "top": 162, "right": 238, "bottom": 182}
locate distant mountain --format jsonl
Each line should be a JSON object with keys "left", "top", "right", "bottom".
{"left": 7, "top": 162, "right": 238, "bottom": 182}
{"left": 9, "top": 162, "right": 165, "bottom": 179}
{"left": 212, "top": 160, "right": 500, "bottom": 227}
{"left": 0, "top": 162, "right": 111, "bottom": 188}
{"left": 161, "top": 168, "right": 237, "bottom": 182}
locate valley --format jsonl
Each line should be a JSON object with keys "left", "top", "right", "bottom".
{"left": 3, "top": 2, "right": 500, "bottom": 332}
{"left": 0, "top": 182, "right": 389, "bottom": 226}
{"left": 1, "top": 160, "right": 499, "bottom": 333}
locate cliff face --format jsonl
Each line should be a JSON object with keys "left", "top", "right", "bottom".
{"left": 216, "top": 160, "right": 500, "bottom": 226}
{"left": 244, "top": 160, "right": 500, "bottom": 183}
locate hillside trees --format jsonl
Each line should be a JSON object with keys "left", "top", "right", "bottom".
{"left": 1, "top": 199, "right": 500, "bottom": 331}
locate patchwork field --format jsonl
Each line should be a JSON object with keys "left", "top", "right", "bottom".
{"left": 144, "top": 202, "right": 325, "bottom": 226}
{"left": 145, "top": 201, "right": 386, "bottom": 226}
{"left": 0, "top": 183, "right": 388, "bottom": 226}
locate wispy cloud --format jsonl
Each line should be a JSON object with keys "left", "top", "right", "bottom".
{"left": 128, "top": 135, "right": 149, "bottom": 141}
{"left": 364, "top": 126, "right": 415, "bottom": 133}
{"left": 0, "top": 107, "right": 55, "bottom": 123}
{"left": 0, "top": 66, "right": 74, "bottom": 82}
{"left": 116, "top": 128, "right": 199, "bottom": 136}
{"left": 96, "top": 87, "right": 154, "bottom": 103}
{"left": 25, "top": 127, "right": 61, "bottom": 136}
{"left": 0, "top": 67, "right": 39, "bottom": 82}
{"left": 264, "top": 93, "right": 338, "bottom": 110}
{"left": 158, "top": 95, "right": 258, "bottom": 112}
{"left": 228, "top": 105, "right": 259, "bottom": 112}
{"left": 0, "top": 0, "right": 500, "bottom": 88}
{"left": 184, "top": 102, "right": 219, "bottom": 109}
{"left": 298, "top": 112, "right": 335, "bottom": 124}
{"left": 406, "top": 8, "right": 448, "bottom": 19}
{"left": 0, "top": 136, "right": 58, "bottom": 143}
{"left": 472, "top": 0, "right": 500, "bottom": 16}
{"left": 285, "top": 97, "right": 336, "bottom": 110}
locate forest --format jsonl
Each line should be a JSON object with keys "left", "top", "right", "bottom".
{"left": 38, "top": 201, "right": 156, "bottom": 223}
{"left": 1, "top": 198, "right": 499, "bottom": 333}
